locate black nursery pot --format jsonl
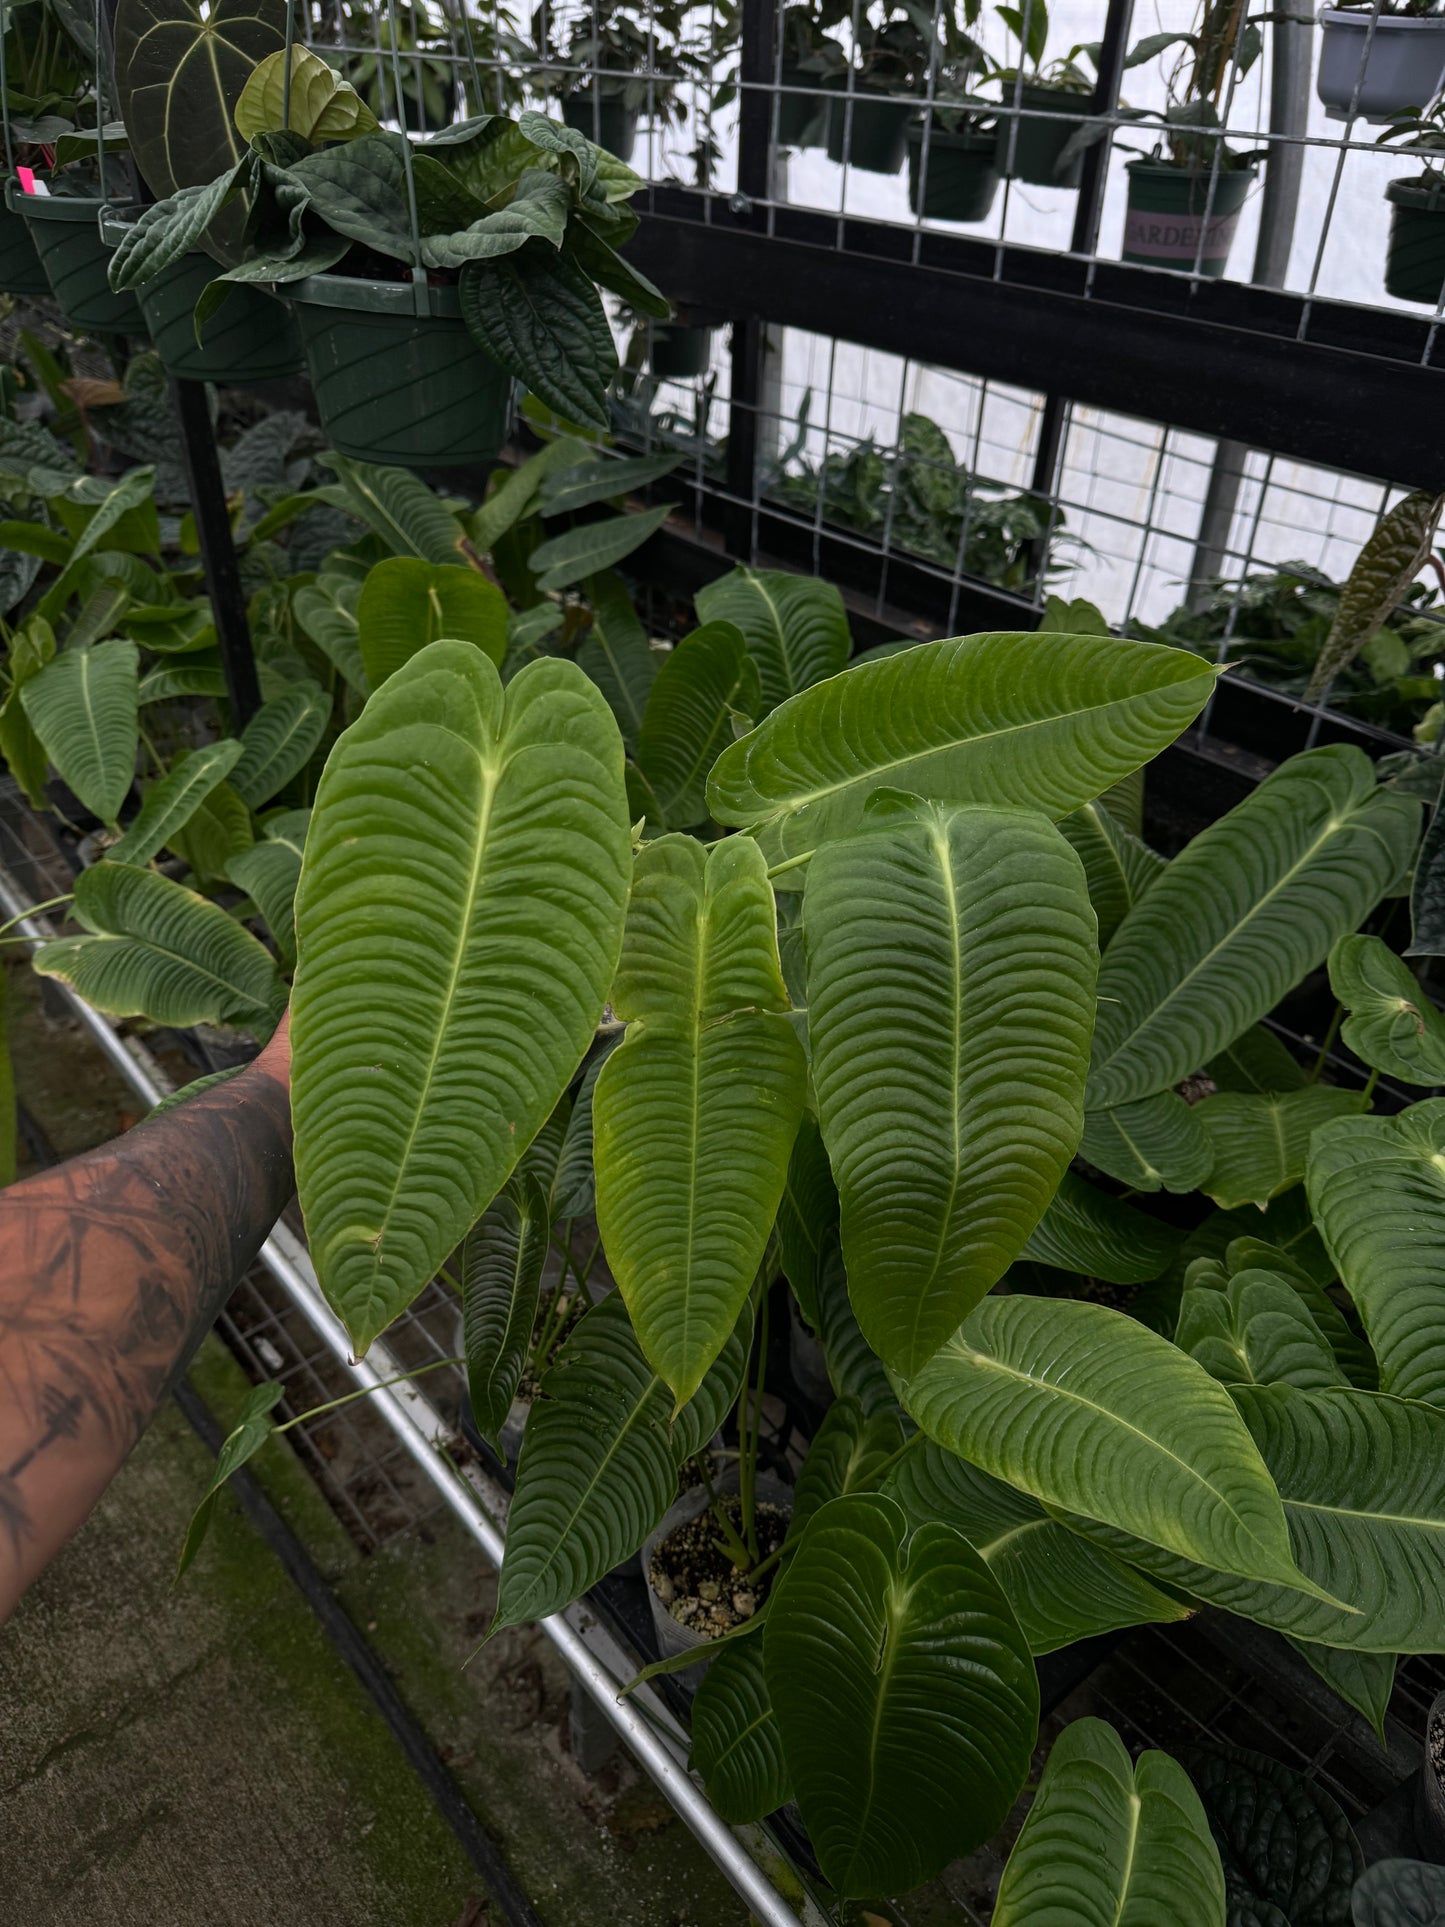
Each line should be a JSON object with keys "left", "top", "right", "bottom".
{"left": 0, "top": 185, "right": 50, "bottom": 297}
{"left": 561, "top": 89, "right": 640, "bottom": 162}
{"left": 906, "top": 121, "right": 1000, "bottom": 223}
{"left": 649, "top": 323, "right": 714, "bottom": 379}
{"left": 824, "top": 77, "right": 912, "bottom": 174}
{"left": 1416, "top": 1690, "right": 1445, "bottom": 1861}
{"left": 776, "top": 61, "right": 827, "bottom": 147}
{"left": 994, "top": 83, "right": 1088, "bottom": 189}
{"left": 1385, "top": 177, "right": 1445, "bottom": 307}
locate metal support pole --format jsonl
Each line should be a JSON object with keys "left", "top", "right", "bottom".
{"left": 1027, "top": 0, "right": 1136, "bottom": 569}
{"left": 1187, "top": 0, "right": 1313, "bottom": 605}
{"left": 169, "top": 375, "right": 261, "bottom": 726}
{"left": 724, "top": 0, "right": 779, "bottom": 563}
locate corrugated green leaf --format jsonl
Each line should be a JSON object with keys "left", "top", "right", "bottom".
{"left": 633, "top": 622, "right": 759, "bottom": 831}
{"left": 765, "top": 1493, "right": 1038, "bottom": 1897}
{"left": 707, "top": 631, "right": 1214, "bottom": 877}
{"left": 689, "top": 1638, "right": 790, "bottom": 1825}
{"left": 1205, "top": 1025, "right": 1307, "bottom": 1094}
{"left": 1304, "top": 489, "right": 1444, "bottom": 702}
{"left": 168, "top": 778, "right": 253, "bottom": 883}
{"left": 885, "top": 1438, "right": 1189, "bottom": 1654}
{"left": 317, "top": 455, "right": 469, "bottom": 564}
{"left": 787, "top": 1396, "right": 907, "bottom": 1547}
{"left": 993, "top": 1719, "right": 1225, "bottom": 1927}
{"left": 293, "top": 571, "right": 366, "bottom": 695}
{"left": 1081, "top": 1090, "right": 1213, "bottom": 1194}
{"left": 1059, "top": 798, "right": 1167, "bottom": 947}
{"left": 230, "top": 682, "right": 330, "bottom": 808}
{"left": 694, "top": 565, "right": 850, "bottom": 716}
{"left": 459, "top": 248, "right": 616, "bottom": 432}
{"left": 1352, "top": 1858, "right": 1445, "bottom": 1924}
{"left": 20, "top": 639, "right": 138, "bottom": 826}
{"left": 291, "top": 641, "right": 631, "bottom": 1355}
{"left": 462, "top": 1172, "right": 550, "bottom": 1447}
{"left": 527, "top": 504, "right": 673, "bottom": 594}
{"left": 1176, "top": 1270, "right": 1348, "bottom": 1391}
{"left": 491, "top": 1292, "right": 750, "bottom": 1633}
{"left": 805, "top": 797, "right": 1097, "bottom": 1375}
{"left": 1307, "top": 1099, "right": 1445, "bottom": 1405}
{"left": 1331, "top": 934, "right": 1445, "bottom": 1086}
{"left": 355, "top": 558, "right": 508, "bottom": 692}
{"left": 226, "top": 809, "right": 307, "bottom": 966}
{"left": 1289, "top": 1640, "right": 1395, "bottom": 1743}
{"left": 541, "top": 452, "right": 682, "bottom": 517}
{"left": 109, "top": 739, "right": 244, "bottom": 867}
{"left": 577, "top": 570, "right": 656, "bottom": 753}
{"left": 814, "top": 1235, "right": 895, "bottom": 1416}
{"left": 235, "top": 45, "right": 378, "bottom": 142}
{"left": 775, "top": 1113, "right": 838, "bottom": 1333}
{"left": 33, "top": 862, "right": 285, "bottom": 1027}
{"left": 1221, "top": 1236, "right": 1376, "bottom": 1389}
{"left": 0, "top": 615, "right": 55, "bottom": 808}
{"left": 1022, "top": 1170, "right": 1179, "bottom": 1283}
{"left": 1187, "top": 1744, "right": 1362, "bottom": 1923}
{"left": 903, "top": 1295, "right": 1331, "bottom": 1599}
{"left": 594, "top": 836, "right": 806, "bottom": 1404}
{"left": 1194, "top": 1085, "right": 1369, "bottom": 1211}
{"left": 550, "top": 1031, "right": 620, "bottom": 1220}
{"left": 1089, "top": 748, "right": 1420, "bottom": 1108}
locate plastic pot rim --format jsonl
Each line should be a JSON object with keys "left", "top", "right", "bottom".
{"left": 285, "top": 270, "right": 464, "bottom": 320}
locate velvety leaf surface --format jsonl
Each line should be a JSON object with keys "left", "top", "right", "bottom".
{"left": 775, "top": 1113, "right": 838, "bottom": 1333}
{"left": 1307, "top": 1100, "right": 1445, "bottom": 1404}
{"left": 765, "top": 1494, "right": 1038, "bottom": 1898}
{"left": 20, "top": 638, "right": 138, "bottom": 826}
{"left": 787, "top": 1396, "right": 907, "bottom": 1546}
{"left": 1058, "top": 797, "right": 1167, "bottom": 947}
{"left": 1195, "top": 1086, "right": 1369, "bottom": 1211}
{"left": 550, "top": 1031, "right": 621, "bottom": 1220}
{"left": 633, "top": 621, "right": 759, "bottom": 831}
{"left": 1176, "top": 1271, "right": 1349, "bottom": 1391}
{"left": 356, "top": 558, "right": 508, "bottom": 690}
{"left": 1330, "top": 935, "right": 1445, "bottom": 1086}
{"left": 689, "top": 1637, "right": 790, "bottom": 1825}
{"left": 1021, "top": 1169, "right": 1179, "bottom": 1282}
{"left": 814, "top": 1235, "right": 895, "bottom": 1416}
{"left": 706, "top": 630, "right": 1213, "bottom": 875}
{"left": 225, "top": 808, "right": 307, "bottom": 967}
{"left": 993, "top": 1718, "right": 1225, "bottom": 1926}
{"left": 109, "top": 739, "right": 243, "bottom": 866}
{"left": 230, "top": 681, "right": 330, "bottom": 807}
{"left": 885, "top": 1438, "right": 1189, "bottom": 1654}
{"left": 491, "top": 1292, "right": 750, "bottom": 1632}
{"left": 462, "top": 1172, "right": 550, "bottom": 1446}
{"left": 1089, "top": 748, "right": 1419, "bottom": 1108}
{"left": 804, "top": 797, "right": 1097, "bottom": 1375}
{"left": 317, "top": 455, "right": 469, "bottom": 564}
{"left": 527, "top": 504, "right": 673, "bottom": 594}
{"left": 594, "top": 836, "right": 806, "bottom": 1403}
{"left": 33, "top": 862, "right": 285, "bottom": 1027}
{"left": 902, "top": 1295, "right": 1320, "bottom": 1597}
{"left": 1081, "top": 1089, "right": 1213, "bottom": 1194}
{"left": 694, "top": 564, "right": 850, "bottom": 716}
{"left": 291, "top": 641, "right": 630, "bottom": 1354}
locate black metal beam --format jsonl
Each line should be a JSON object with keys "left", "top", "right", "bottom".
{"left": 169, "top": 377, "right": 261, "bottom": 727}
{"left": 624, "top": 190, "right": 1445, "bottom": 490}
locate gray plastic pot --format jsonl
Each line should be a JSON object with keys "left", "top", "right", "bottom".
{"left": 1415, "top": 1688, "right": 1445, "bottom": 1859}
{"left": 1315, "top": 7, "right": 1445, "bottom": 124}
{"left": 640, "top": 1468, "right": 792, "bottom": 1688}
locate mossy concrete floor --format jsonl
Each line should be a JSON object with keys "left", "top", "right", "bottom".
{"left": 0, "top": 964, "right": 752, "bottom": 1926}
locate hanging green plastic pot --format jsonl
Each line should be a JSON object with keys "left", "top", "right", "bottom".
{"left": 0, "top": 185, "right": 50, "bottom": 297}
{"left": 1384, "top": 177, "right": 1445, "bottom": 307}
{"left": 286, "top": 273, "right": 512, "bottom": 468}
{"left": 906, "top": 120, "right": 1000, "bottom": 222}
{"left": 824, "top": 78, "right": 911, "bottom": 174}
{"left": 99, "top": 210, "right": 302, "bottom": 382}
{"left": 9, "top": 184, "right": 146, "bottom": 333}
{"left": 561, "top": 90, "right": 639, "bottom": 162}
{"left": 994, "top": 84, "right": 1088, "bottom": 189}
{"left": 649, "top": 323, "right": 714, "bottom": 379}
{"left": 1121, "top": 159, "right": 1258, "bottom": 278}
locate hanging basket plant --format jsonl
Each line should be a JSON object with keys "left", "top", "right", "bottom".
{"left": 906, "top": 104, "right": 1000, "bottom": 222}
{"left": 1377, "top": 96, "right": 1445, "bottom": 306}
{"left": 12, "top": 185, "right": 147, "bottom": 332}
{"left": 1315, "top": 4, "right": 1445, "bottom": 125}
{"left": 106, "top": 46, "right": 671, "bottom": 464}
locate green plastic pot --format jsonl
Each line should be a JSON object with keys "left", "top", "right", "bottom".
{"left": 1385, "top": 177, "right": 1445, "bottom": 307}
{"left": 906, "top": 121, "right": 1000, "bottom": 222}
{"left": 994, "top": 83, "right": 1088, "bottom": 189}
{"left": 99, "top": 211, "right": 302, "bottom": 383}
{"left": 776, "top": 62, "right": 826, "bottom": 147}
{"left": 824, "top": 79, "right": 911, "bottom": 174}
{"left": 649, "top": 323, "right": 714, "bottom": 379}
{"left": 561, "top": 91, "right": 639, "bottom": 161}
{"left": 286, "top": 273, "right": 512, "bottom": 468}
{"left": 1122, "top": 159, "right": 1258, "bottom": 278}
{"left": 9, "top": 184, "right": 147, "bottom": 333}
{"left": 0, "top": 186, "right": 50, "bottom": 297}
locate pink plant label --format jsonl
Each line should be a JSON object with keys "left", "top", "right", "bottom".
{"left": 1124, "top": 208, "right": 1242, "bottom": 261}
{"left": 15, "top": 167, "right": 38, "bottom": 195}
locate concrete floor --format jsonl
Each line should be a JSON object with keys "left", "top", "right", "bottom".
{"left": 0, "top": 966, "right": 754, "bottom": 1927}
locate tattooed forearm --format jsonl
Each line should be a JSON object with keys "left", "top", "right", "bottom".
{"left": 0, "top": 1023, "right": 293, "bottom": 1620}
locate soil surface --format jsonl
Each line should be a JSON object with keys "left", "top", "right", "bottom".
{"left": 1430, "top": 1711, "right": 1445, "bottom": 1779}
{"left": 650, "top": 1495, "right": 788, "bottom": 1638}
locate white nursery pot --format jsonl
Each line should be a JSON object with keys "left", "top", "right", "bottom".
{"left": 1315, "top": 8, "right": 1445, "bottom": 124}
